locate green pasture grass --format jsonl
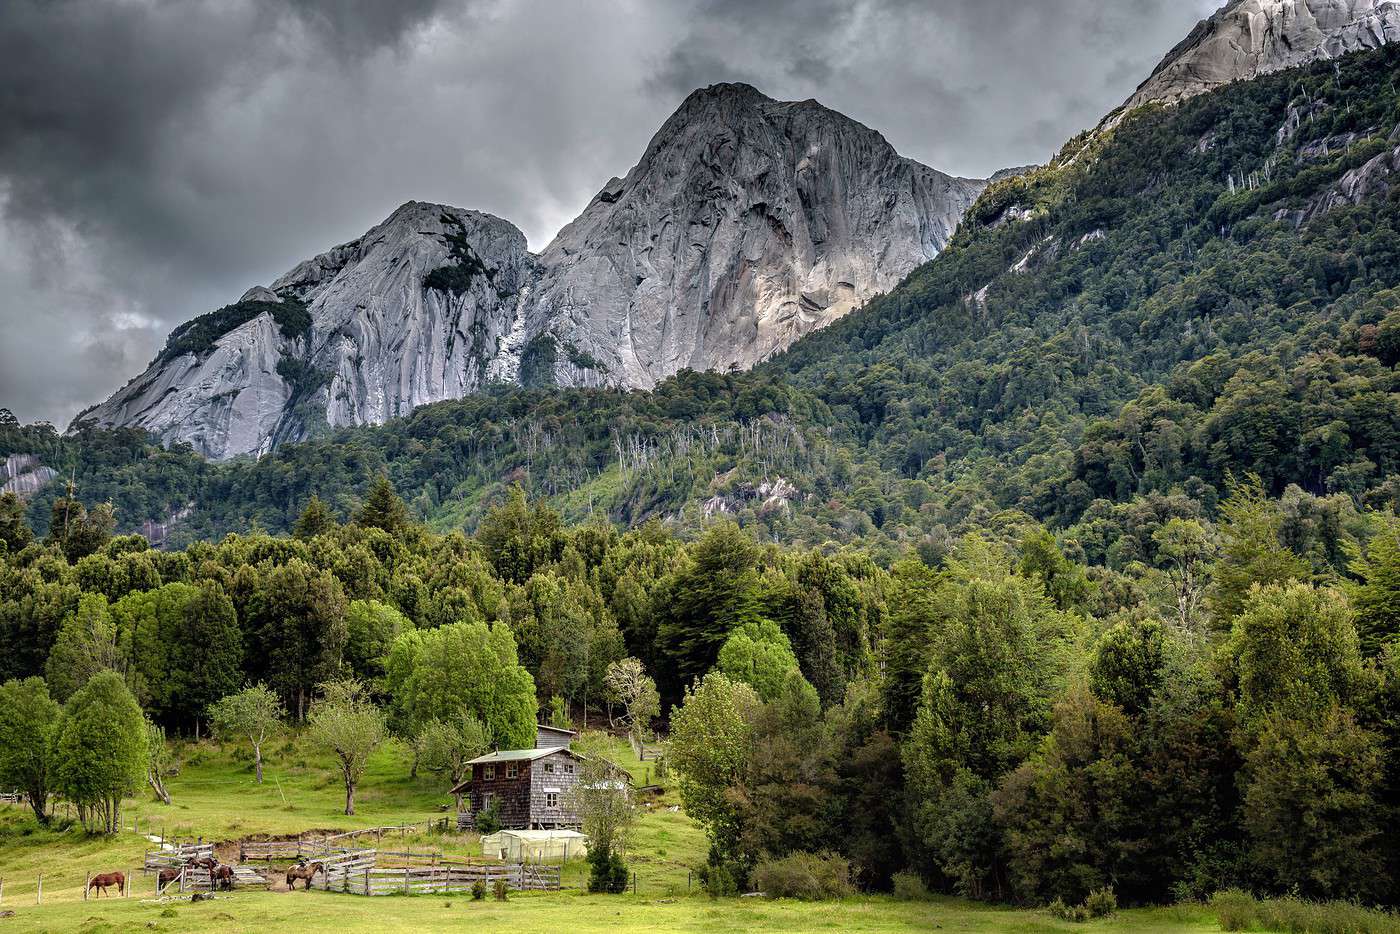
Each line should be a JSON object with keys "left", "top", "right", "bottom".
{"left": 0, "top": 889, "right": 1223, "bottom": 933}
{"left": 0, "top": 727, "right": 703, "bottom": 907}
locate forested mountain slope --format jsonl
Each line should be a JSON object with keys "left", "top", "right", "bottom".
{"left": 6, "top": 44, "right": 1400, "bottom": 552}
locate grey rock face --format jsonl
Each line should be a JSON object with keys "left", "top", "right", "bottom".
{"left": 1111, "top": 0, "right": 1400, "bottom": 121}
{"left": 81, "top": 86, "right": 984, "bottom": 459}
{"left": 273, "top": 201, "right": 531, "bottom": 432}
{"left": 2, "top": 454, "right": 58, "bottom": 498}
{"left": 77, "top": 310, "right": 301, "bottom": 460}
{"left": 519, "top": 84, "right": 986, "bottom": 389}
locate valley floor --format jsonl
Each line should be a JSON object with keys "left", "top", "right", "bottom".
{"left": 0, "top": 732, "right": 1225, "bottom": 933}
{"left": 0, "top": 890, "right": 1224, "bottom": 934}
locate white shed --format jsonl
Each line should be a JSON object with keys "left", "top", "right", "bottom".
{"left": 480, "top": 828, "right": 589, "bottom": 862}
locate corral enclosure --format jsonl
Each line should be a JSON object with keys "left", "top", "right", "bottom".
{"left": 313, "top": 847, "right": 561, "bottom": 896}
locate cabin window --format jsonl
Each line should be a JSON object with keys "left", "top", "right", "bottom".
{"left": 483, "top": 764, "right": 496, "bottom": 781}
{"left": 545, "top": 792, "right": 559, "bottom": 809}
{"left": 505, "top": 763, "right": 519, "bottom": 779}
{"left": 543, "top": 762, "right": 555, "bottom": 774}
{"left": 563, "top": 763, "right": 574, "bottom": 774}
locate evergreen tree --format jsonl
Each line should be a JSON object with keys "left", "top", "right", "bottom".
{"left": 654, "top": 522, "right": 765, "bottom": 707}
{"left": 292, "top": 494, "right": 337, "bottom": 540}
{"left": 0, "top": 491, "right": 33, "bottom": 554}
{"left": 354, "top": 476, "right": 410, "bottom": 537}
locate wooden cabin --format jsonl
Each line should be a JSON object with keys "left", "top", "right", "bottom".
{"left": 452, "top": 747, "right": 586, "bottom": 830}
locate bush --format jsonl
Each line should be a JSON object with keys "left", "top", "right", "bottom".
{"left": 751, "top": 852, "right": 854, "bottom": 901}
{"left": 1084, "top": 888, "right": 1118, "bottom": 918}
{"left": 1209, "top": 889, "right": 1400, "bottom": 934}
{"left": 1211, "top": 890, "right": 1257, "bottom": 932}
{"left": 470, "top": 880, "right": 486, "bottom": 900}
{"left": 1049, "top": 897, "right": 1090, "bottom": 923}
{"left": 475, "top": 799, "right": 502, "bottom": 836}
{"left": 587, "top": 844, "right": 629, "bottom": 894}
{"left": 697, "top": 861, "right": 740, "bottom": 898}
{"left": 891, "top": 871, "right": 930, "bottom": 901}
{"left": 492, "top": 880, "right": 508, "bottom": 902}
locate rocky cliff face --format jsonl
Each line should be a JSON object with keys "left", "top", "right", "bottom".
{"left": 79, "top": 86, "right": 984, "bottom": 459}
{"left": 1111, "top": 0, "right": 1400, "bottom": 122}
{"left": 79, "top": 203, "right": 531, "bottom": 459}
{"left": 516, "top": 83, "right": 985, "bottom": 389}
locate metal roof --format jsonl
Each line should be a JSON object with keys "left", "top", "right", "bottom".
{"left": 466, "top": 747, "right": 584, "bottom": 765}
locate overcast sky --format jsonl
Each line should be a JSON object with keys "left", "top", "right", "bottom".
{"left": 0, "top": 0, "right": 1222, "bottom": 427}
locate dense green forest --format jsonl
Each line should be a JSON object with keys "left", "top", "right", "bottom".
{"left": 2, "top": 471, "right": 1399, "bottom": 907}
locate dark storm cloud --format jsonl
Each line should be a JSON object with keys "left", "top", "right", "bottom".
{"left": 0, "top": 0, "right": 1221, "bottom": 427}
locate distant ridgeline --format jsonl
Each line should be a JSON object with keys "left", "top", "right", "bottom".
{"left": 6, "top": 45, "right": 1400, "bottom": 552}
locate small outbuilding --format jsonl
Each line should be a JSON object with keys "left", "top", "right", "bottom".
{"left": 452, "top": 746, "right": 586, "bottom": 830}
{"left": 535, "top": 723, "right": 577, "bottom": 749}
{"left": 480, "top": 828, "right": 589, "bottom": 863}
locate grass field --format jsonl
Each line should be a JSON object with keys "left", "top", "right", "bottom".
{"left": 0, "top": 730, "right": 1230, "bottom": 932}
{"left": 0, "top": 889, "right": 1223, "bottom": 933}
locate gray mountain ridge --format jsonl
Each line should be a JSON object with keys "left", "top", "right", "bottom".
{"left": 78, "top": 0, "right": 1400, "bottom": 461}
{"left": 78, "top": 83, "right": 987, "bottom": 459}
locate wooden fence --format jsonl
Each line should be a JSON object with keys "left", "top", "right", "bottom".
{"left": 316, "top": 861, "right": 560, "bottom": 896}
{"left": 0, "top": 792, "right": 25, "bottom": 807}
{"left": 143, "top": 843, "right": 215, "bottom": 872}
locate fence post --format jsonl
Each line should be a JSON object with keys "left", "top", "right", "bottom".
{"left": 632, "top": 871, "right": 637, "bottom": 895}
{"left": 36, "top": 875, "right": 41, "bottom": 905}
{"left": 404, "top": 867, "right": 409, "bottom": 896}
{"left": 84, "top": 873, "right": 90, "bottom": 900}
{"left": 0, "top": 876, "right": 5, "bottom": 905}
{"left": 364, "top": 867, "right": 370, "bottom": 896}
{"left": 127, "top": 869, "right": 132, "bottom": 898}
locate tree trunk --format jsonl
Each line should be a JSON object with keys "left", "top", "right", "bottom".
{"left": 344, "top": 779, "right": 356, "bottom": 816}
{"left": 29, "top": 792, "right": 47, "bottom": 824}
{"left": 254, "top": 742, "right": 264, "bottom": 784}
{"left": 149, "top": 770, "right": 171, "bottom": 805}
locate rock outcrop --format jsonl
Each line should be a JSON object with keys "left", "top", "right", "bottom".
{"left": 79, "top": 86, "right": 984, "bottom": 459}
{"left": 1, "top": 454, "right": 58, "bottom": 498}
{"left": 516, "top": 83, "right": 985, "bottom": 388}
{"left": 1110, "top": 0, "right": 1400, "bottom": 122}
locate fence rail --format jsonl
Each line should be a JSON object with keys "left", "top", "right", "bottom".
{"left": 316, "top": 862, "right": 560, "bottom": 896}
{"left": 143, "top": 843, "right": 215, "bottom": 872}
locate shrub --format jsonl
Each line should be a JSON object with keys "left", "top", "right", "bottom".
{"left": 1211, "top": 890, "right": 1258, "bottom": 932}
{"left": 1209, "top": 890, "right": 1400, "bottom": 934}
{"left": 891, "top": 871, "right": 930, "bottom": 901}
{"left": 751, "top": 852, "right": 854, "bottom": 901}
{"left": 1084, "top": 887, "right": 1118, "bottom": 918}
{"left": 470, "top": 880, "right": 486, "bottom": 900}
{"left": 1048, "top": 897, "right": 1090, "bottom": 923}
{"left": 587, "top": 844, "right": 629, "bottom": 894}
{"left": 697, "top": 861, "right": 739, "bottom": 898}
{"left": 492, "top": 879, "right": 508, "bottom": 901}
{"left": 475, "top": 799, "right": 502, "bottom": 836}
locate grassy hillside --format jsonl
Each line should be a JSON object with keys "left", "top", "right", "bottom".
{"left": 0, "top": 730, "right": 1224, "bottom": 933}
{"left": 0, "top": 729, "right": 704, "bottom": 906}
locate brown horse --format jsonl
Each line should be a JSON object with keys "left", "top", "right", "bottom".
{"left": 87, "top": 872, "right": 125, "bottom": 897}
{"left": 157, "top": 867, "right": 182, "bottom": 893}
{"left": 285, "top": 861, "right": 322, "bottom": 890}
{"left": 213, "top": 864, "right": 235, "bottom": 891}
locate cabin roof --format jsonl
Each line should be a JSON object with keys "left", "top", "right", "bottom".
{"left": 537, "top": 724, "right": 578, "bottom": 738}
{"left": 466, "top": 747, "right": 585, "bottom": 765}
